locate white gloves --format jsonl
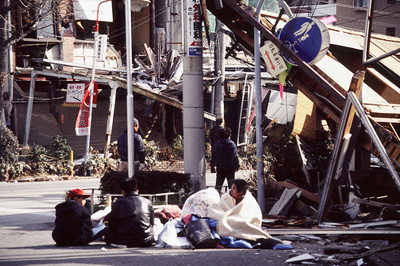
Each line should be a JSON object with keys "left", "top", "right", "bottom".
{"left": 139, "top": 163, "right": 145, "bottom": 171}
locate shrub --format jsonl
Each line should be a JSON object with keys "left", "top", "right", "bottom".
{"left": 0, "top": 124, "right": 20, "bottom": 165}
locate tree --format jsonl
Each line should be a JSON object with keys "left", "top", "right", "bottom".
{"left": 0, "top": 0, "right": 61, "bottom": 125}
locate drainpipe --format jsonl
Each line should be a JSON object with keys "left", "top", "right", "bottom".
{"left": 183, "top": 0, "right": 206, "bottom": 191}
{"left": 255, "top": 0, "right": 265, "bottom": 213}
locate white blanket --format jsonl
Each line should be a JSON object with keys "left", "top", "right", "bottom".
{"left": 207, "top": 190, "right": 271, "bottom": 241}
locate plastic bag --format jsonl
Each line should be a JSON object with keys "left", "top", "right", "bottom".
{"left": 184, "top": 218, "right": 217, "bottom": 249}
{"left": 155, "top": 219, "right": 191, "bottom": 248}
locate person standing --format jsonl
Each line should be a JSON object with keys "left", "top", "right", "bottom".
{"left": 211, "top": 127, "right": 240, "bottom": 191}
{"left": 117, "top": 118, "right": 146, "bottom": 172}
{"left": 209, "top": 118, "right": 224, "bottom": 173}
{"left": 52, "top": 189, "right": 93, "bottom": 246}
{"left": 104, "top": 178, "right": 154, "bottom": 247}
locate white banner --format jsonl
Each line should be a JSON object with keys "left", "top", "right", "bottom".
{"left": 73, "top": 0, "right": 113, "bottom": 22}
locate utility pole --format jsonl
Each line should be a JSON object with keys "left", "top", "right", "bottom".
{"left": 183, "top": 0, "right": 206, "bottom": 191}
{"left": 214, "top": 20, "right": 225, "bottom": 119}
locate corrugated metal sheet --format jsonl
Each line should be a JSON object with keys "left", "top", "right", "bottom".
{"left": 328, "top": 26, "right": 400, "bottom": 78}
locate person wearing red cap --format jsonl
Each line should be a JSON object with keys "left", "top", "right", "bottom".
{"left": 52, "top": 189, "right": 94, "bottom": 246}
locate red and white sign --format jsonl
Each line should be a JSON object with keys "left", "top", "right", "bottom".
{"left": 260, "top": 41, "right": 287, "bottom": 77}
{"left": 74, "top": 82, "right": 97, "bottom": 136}
{"left": 66, "top": 83, "right": 97, "bottom": 107}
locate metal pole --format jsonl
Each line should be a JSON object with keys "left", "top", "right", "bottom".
{"left": 104, "top": 84, "right": 117, "bottom": 158}
{"left": 214, "top": 20, "right": 225, "bottom": 119}
{"left": 84, "top": 33, "right": 99, "bottom": 165}
{"left": 362, "top": 0, "right": 374, "bottom": 66}
{"left": 348, "top": 92, "right": 400, "bottom": 191}
{"left": 255, "top": 0, "right": 265, "bottom": 213}
{"left": 24, "top": 70, "right": 36, "bottom": 146}
{"left": 84, "top": 0, "right": 111, "bottom": 167}
{"left": 276, "top": 0, "right": 293, "bottom": 19}
{"left": 125, "top": 0, "right": 135, "bottom": 178}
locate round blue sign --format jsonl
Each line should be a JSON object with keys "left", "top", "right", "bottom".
{"left": 279, "top": 17, "right": 329, "bottom": 65}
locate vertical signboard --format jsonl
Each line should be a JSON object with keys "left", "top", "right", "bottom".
{"left": 186, "top": 0, "right": 202, "bottom": 56}
{"left": 260, "top": 41, "right": 287, "bottom": 77}
{"left": 71, "top": 82, "right": 98, "bottom": 136}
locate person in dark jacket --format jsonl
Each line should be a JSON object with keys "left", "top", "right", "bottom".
{"left": 209, "top": 117, "right": 224, "bottom": 173}
{"left": 52, "top": 189, "right": 93, "bottom": 246}
{"left": 211, "top": 127, "right": 240, "bottom": 192}
{"left": 104, "top": 178, "right": 154, "bottom": 247}
{"left": 118, "top": 118, "right": 145, "bottom": 172}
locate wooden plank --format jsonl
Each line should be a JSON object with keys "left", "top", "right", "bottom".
{"left": 343, "top": 71, "right": 364, "bottom": 137}
{"left": 277, "top": 181, "right": 321, "bottom": 203}
{"left": 268, "top": 188, "right": 300, "bottom": 216}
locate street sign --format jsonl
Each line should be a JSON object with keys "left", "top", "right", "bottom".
{"left": 186, "top": 0, "right": 202, "bottom": 56}
{"left": 279, "top": 17, "right": 330, "bottom": 65}
{"left": 260, "top": 41, "right": 288, "bottom": 77}
{"left": 65, "top": 83, "right": 97, "bottom": 107}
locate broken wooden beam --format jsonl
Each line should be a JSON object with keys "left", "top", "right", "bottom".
{"left": 277, "top": 181, "right": 321, "bottom": 204}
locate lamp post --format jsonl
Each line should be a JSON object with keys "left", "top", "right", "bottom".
{"left": 84, "top": 0, "right": 112, "bottom": 171}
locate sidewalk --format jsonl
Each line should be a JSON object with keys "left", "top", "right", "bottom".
{"left": 205, "top": 169, "right": 253, "bottom": 189}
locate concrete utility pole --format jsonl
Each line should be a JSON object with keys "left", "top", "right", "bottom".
{"left": 183, "top": 0, "right": 206, "bottom": 190}
{"left": 214, "top": 20, "right": 225, "bottom": 119}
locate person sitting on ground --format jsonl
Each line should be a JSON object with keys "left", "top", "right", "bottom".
{"left": 104, "top": 178, "right": 154, "bottom": 247}
{"left": 207, "top": 179, "right": 285, "bottom": 249}
{"left": 52, "top": 189, "right": 94, "bottom": 246}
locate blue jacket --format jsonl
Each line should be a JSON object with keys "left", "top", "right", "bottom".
{"left": 211, "top": 139, "right": 240, "bottom": 171}
{"left": 118, "top": 131, "right": 145, "bottom": 163}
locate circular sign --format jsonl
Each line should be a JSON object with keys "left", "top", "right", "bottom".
{"left": 278, "top": 17, "right": 330, "bottom": 65}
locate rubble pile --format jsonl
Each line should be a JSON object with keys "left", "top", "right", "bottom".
{"left": 284, "top": 234, "right": 400, "bottom": 265}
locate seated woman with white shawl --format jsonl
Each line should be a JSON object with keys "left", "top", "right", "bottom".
{"left": 207, "top": 179, "right": 286, "bottom": 249}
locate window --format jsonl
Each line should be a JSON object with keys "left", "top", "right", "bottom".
{"left": 354, "top": 0, "right": 367, "bottom": 7}
{"left": 386, "top": 27, "right": 396, "bottom": 37}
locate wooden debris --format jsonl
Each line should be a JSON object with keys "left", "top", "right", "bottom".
{"left": 348, "top": 220, "right": 398, "bottom": 229}
{"left": 277, "top": 180, "right": 321, "bottom": 204}
{"left": 269, "top": 188, "right": 301, "bottom": 216}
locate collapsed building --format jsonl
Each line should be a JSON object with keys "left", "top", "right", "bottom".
{"left": 1, "top": 0, "right": 400, "bottom": 230}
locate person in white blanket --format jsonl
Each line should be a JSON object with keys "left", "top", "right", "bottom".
{"left": 207, "top": 179, "right": 285, "bottom": 248}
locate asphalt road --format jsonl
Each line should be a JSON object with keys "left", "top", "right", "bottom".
{"left": 0, "top": 176, "right": 313, "bottom": 266}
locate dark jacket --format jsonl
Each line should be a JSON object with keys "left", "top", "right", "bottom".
{"left": 118, "top": 131, "right": 145, "bottom": 163}
{"left": 212, "top": 139, "right": 240, "bottom": 171}
{"left": 210, "top": 125, "right": 223, "bottom": 147}
{"left": 52, "top": 200, "right": 93, "bottom": 246}
{"left": 104, "top": 191, "right": 154, "bottom": 247}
